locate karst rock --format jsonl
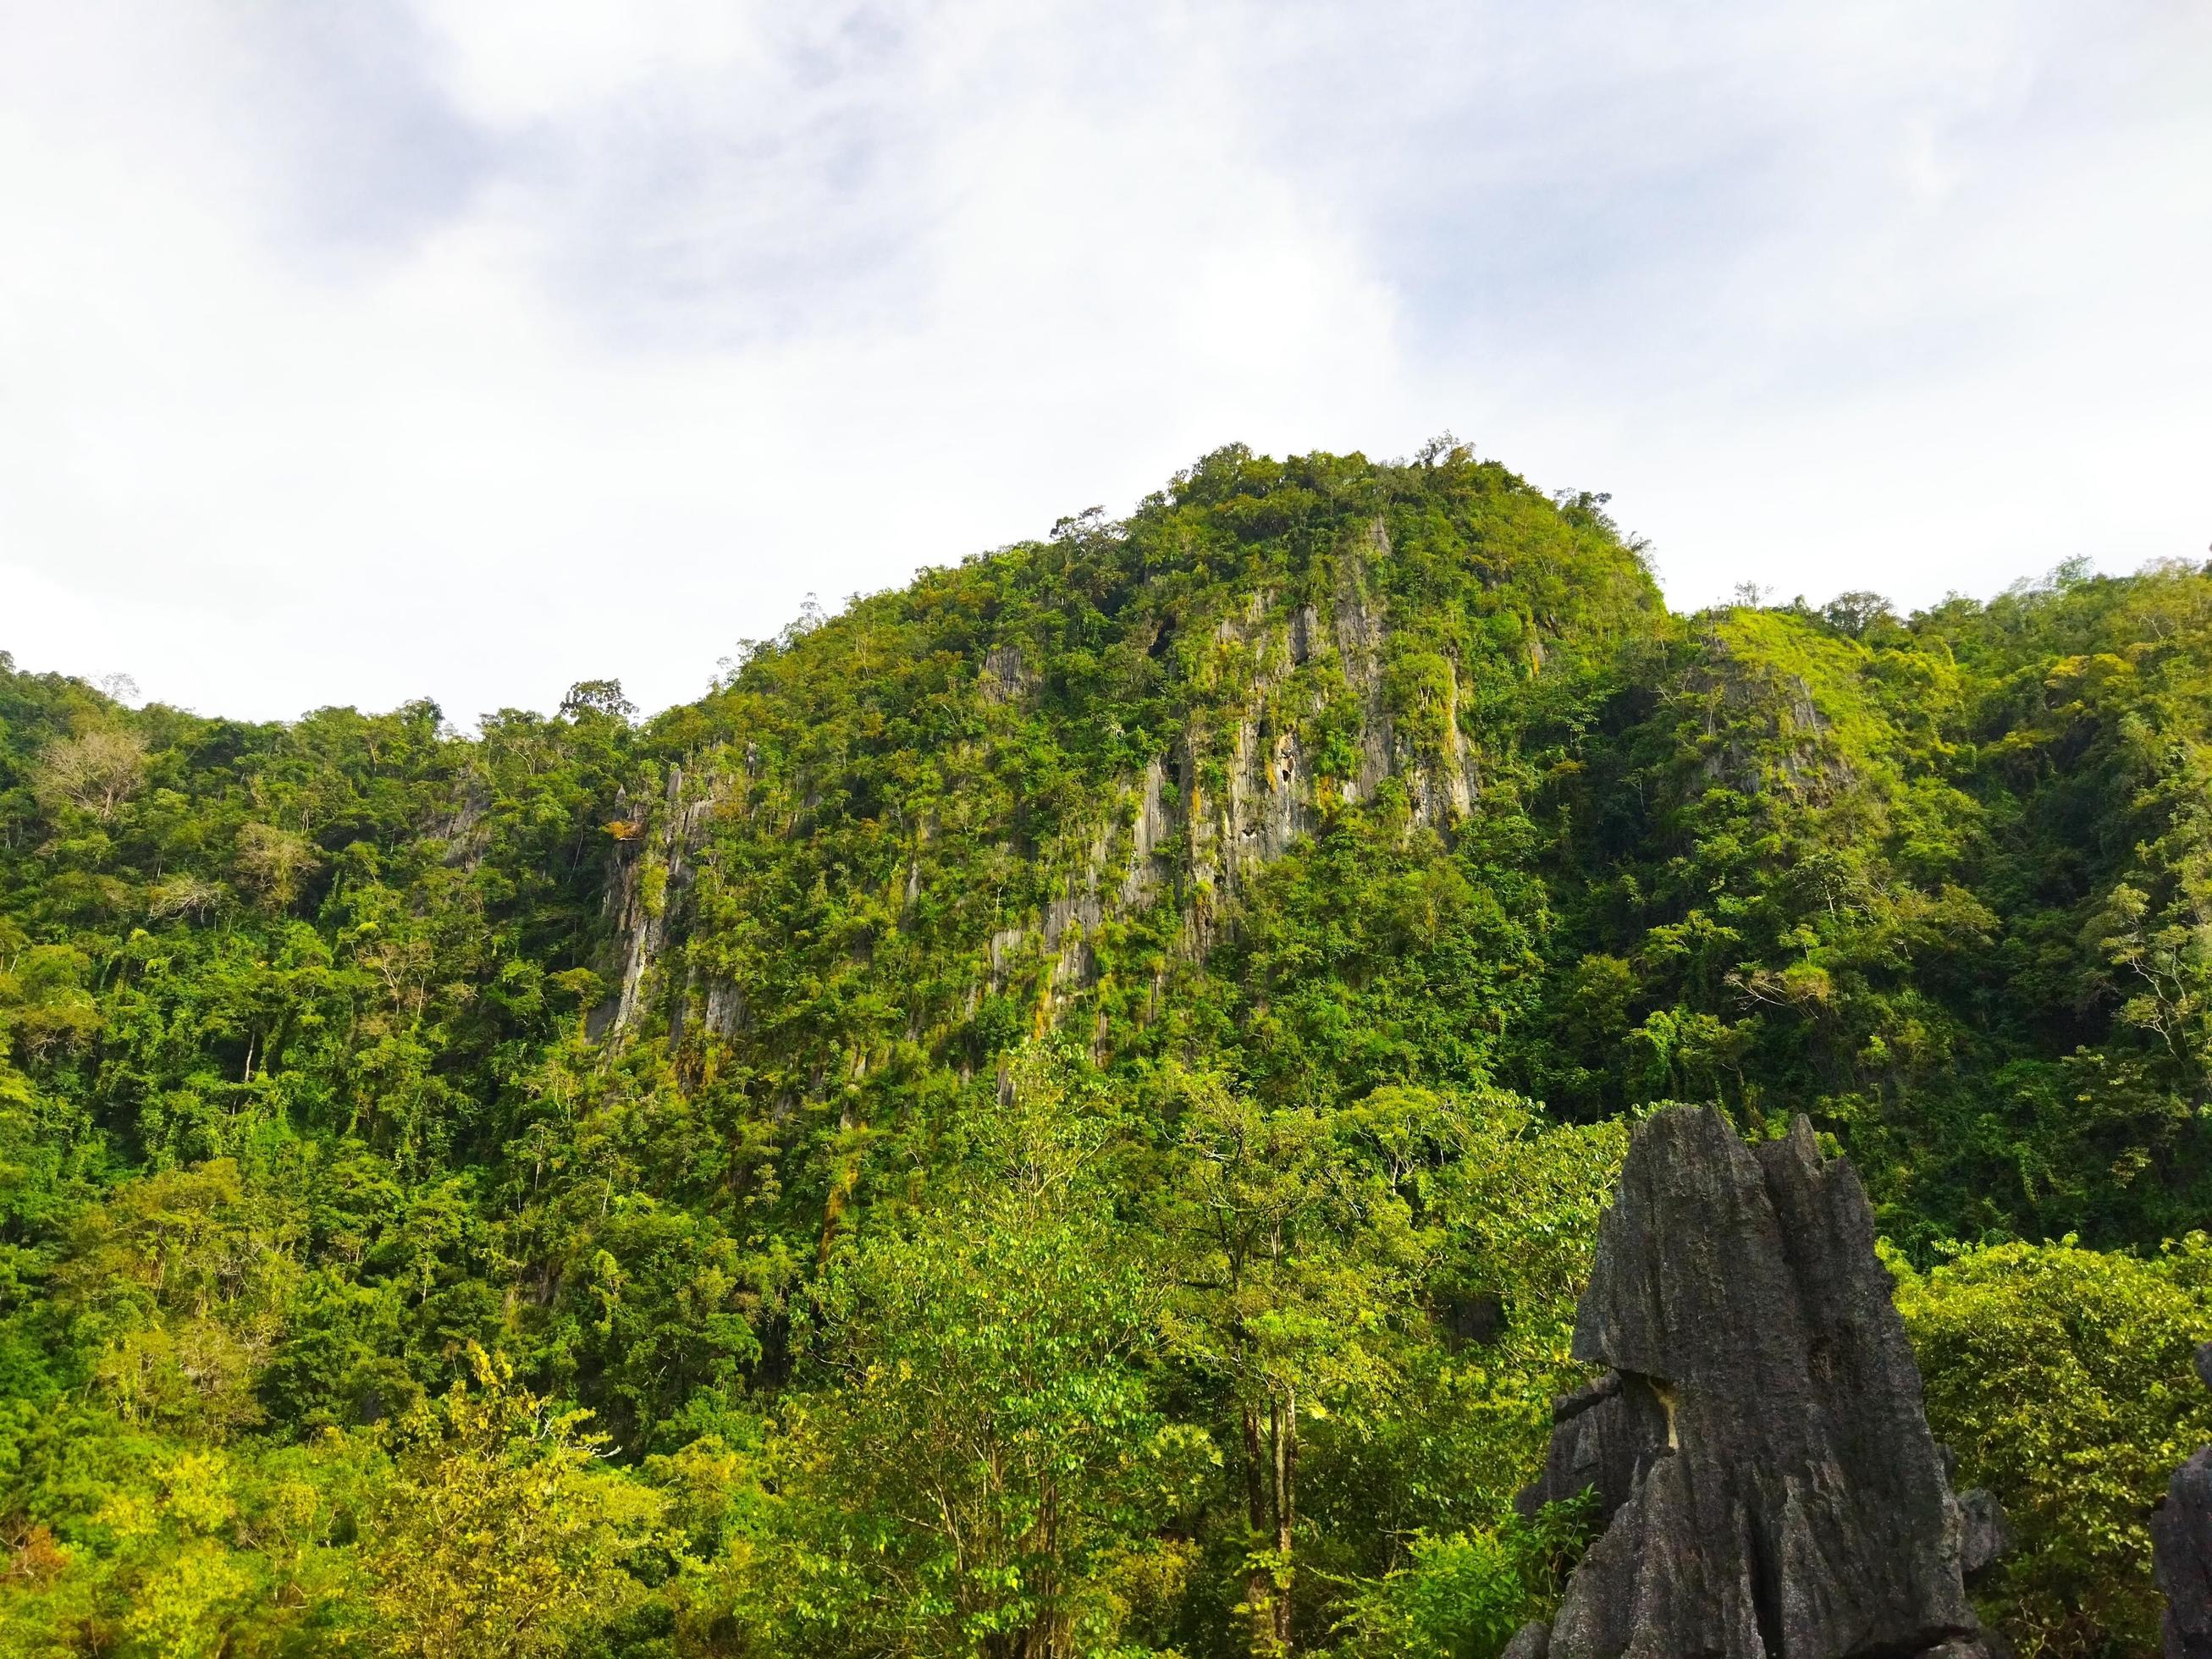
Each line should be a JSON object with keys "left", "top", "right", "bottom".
{"left": 2151, "top": 1344, "right": 2212, "bottom": 1656}
{"left": 1514, "top": 1105, "right": 1994, "bottom": 1659}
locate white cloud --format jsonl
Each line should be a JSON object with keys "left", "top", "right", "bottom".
{"left": 406, "top": 2, "right": 763, "bottom": 129}
{"left": 1, "top": 0, "right": 2206, "bottom": 721}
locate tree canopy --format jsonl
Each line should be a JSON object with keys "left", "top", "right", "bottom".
{"left": 3, "top": 447, "right": 2209, "bottom": 1655}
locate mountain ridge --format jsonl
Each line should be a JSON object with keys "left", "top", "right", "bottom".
{"left": 5, "top": 441, "right": 2212, "bottom": 1654}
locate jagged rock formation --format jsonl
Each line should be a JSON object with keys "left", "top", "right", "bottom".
{"left": 2155, "top": 1453, "right": 2212, "bottom": 1658}
{"left": 1955, "top": 1485, "right": 2010, "bottom": 1585}
{"left": 2151, "top": 1344, "right": 2212, "bottom": 1657}
{"left": 1515, "top": 1106, "right": 1989, "bottom": 1659}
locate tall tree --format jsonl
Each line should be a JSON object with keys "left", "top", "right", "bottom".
{"left": 770, "top": 1049, "right": 1207, "bottom": 1657}
{"left": 1158, "top": 1073, "right": 1424, "bottom": 1655}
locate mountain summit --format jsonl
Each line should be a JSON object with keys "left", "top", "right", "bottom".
{"left": 6, "top": 444, "right": 2212, "bottom": 1653}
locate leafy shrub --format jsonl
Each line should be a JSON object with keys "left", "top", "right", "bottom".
{"left": 1895, "top": 1236, "right": 2212, "bottom": 1657}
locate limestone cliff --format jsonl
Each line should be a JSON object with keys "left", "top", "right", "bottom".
{"left": 597, "top": 519, "right": 1488, "bottom": 1058}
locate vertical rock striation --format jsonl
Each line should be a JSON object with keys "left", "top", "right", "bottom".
{"left": 1518, "top": 1105, "right": 1990, "bottom": 1659}
{"left": 598, "top": 521, "right": 1489, "bottom": 1050}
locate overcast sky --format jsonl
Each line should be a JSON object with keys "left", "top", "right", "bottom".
{"left": 3, "top": 2, "right": 2209, "bottom": 725}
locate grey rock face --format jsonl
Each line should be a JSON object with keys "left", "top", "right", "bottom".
{"left": 1525, "top": 1105, "right": 1982, "bottom": 1659}
{"left": 1955, "top": 1488, "right": 2011, "bottom": 1584}
{"left": 1516, "top": 1370, "right": 1669, "bottom": 1526}
{"left": 1500, "top": 1619, "right": 1552, "bottom": 1658}
{"left": 2155, "top": 1447, "right": 2212, "bottom": 1656}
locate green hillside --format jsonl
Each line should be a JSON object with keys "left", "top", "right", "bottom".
{"left": 5, "top": 444, "right": 2210, "bottom": 1656}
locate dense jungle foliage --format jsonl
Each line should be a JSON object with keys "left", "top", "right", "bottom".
{"left": 4, "top": 442, "right": 2212, "bottom": 1657}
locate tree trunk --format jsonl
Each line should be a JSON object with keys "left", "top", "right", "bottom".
{"left": 1243, "top": 1403, "right": 1276, "bottom": 1654}
{"left": 1271, "top": 1390, "right": 1297, "bottom": 1651}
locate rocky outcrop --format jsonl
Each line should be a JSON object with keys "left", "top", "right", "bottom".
{"left": 597, "top": 762, "right": 721, "bottom": 1039}
{"left": 2152, "top": 1344, "right": 2212, "bottom": 1657}
{"left": 597, "top": 519, "right": 1492, "bottom": 1050}
{"left": 1519, "top": 1370, "right": 1669, "bottom": 1529}
{"left": 1955, "top": 1485, "right": 2010, "bottom": 1585}
{"left": 2156, "top": 1452, "right": 2212, "bottom": 1657}
{"left": 1516, "top": 1106, "right": 1990, "bottom": 1659}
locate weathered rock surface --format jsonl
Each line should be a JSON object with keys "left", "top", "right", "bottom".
{"left": 2153, "top": 1360, "right": 2212, "bottom": 1656}
{"left": 1516, "top": 1370, "right": 1669, "bottom": 1528}
{"left": 1955, "top": 1487, "right": 2010, "bottom": 1585}
{"left": 592, "top": 521, "right": 1492, "bottom": 1054}
{"left": 1517, "top": 1105, "right": 1986, "bottom": 1659}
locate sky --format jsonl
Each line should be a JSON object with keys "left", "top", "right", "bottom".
{"left": 3, "top": 1, "right": 2209, "bottom": 725}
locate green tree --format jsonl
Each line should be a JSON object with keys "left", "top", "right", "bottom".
{"left": 361, "top": 1347, "right": 666, "bottom": 1659}
{"left": 1308, "top": 1089, "right": 1628, "bottom": 1566}
{"left": 1894, "top": 1236, "right": 2212, "bottom": 1657}
{"left": 772, "top": 1049, "right": 1209, "bottom": 1656}
{"left": 1158, "top": 1074, "right": 1436, "bottom": 1655}
{"left": 1323, "top": 1506, "right": 1587, "bottom": 1659}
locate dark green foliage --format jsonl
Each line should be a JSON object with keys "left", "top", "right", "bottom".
{"left": 1528, "top": 564, "right": 2212, "bottom": 1250}
{"left": 1, "top": 449, "right": 2210, "bottom": 1655}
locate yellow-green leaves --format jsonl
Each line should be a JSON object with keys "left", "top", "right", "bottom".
{"left": 362, "top": 1347, "right": 668, "bottom": 1659}
{"left": 1896, "top": 1236, "right": 2212, "bottom": 1656}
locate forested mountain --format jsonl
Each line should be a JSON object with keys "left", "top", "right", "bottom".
{"left": 5, "top": 443, "right": 2212, "bottom": 1656}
